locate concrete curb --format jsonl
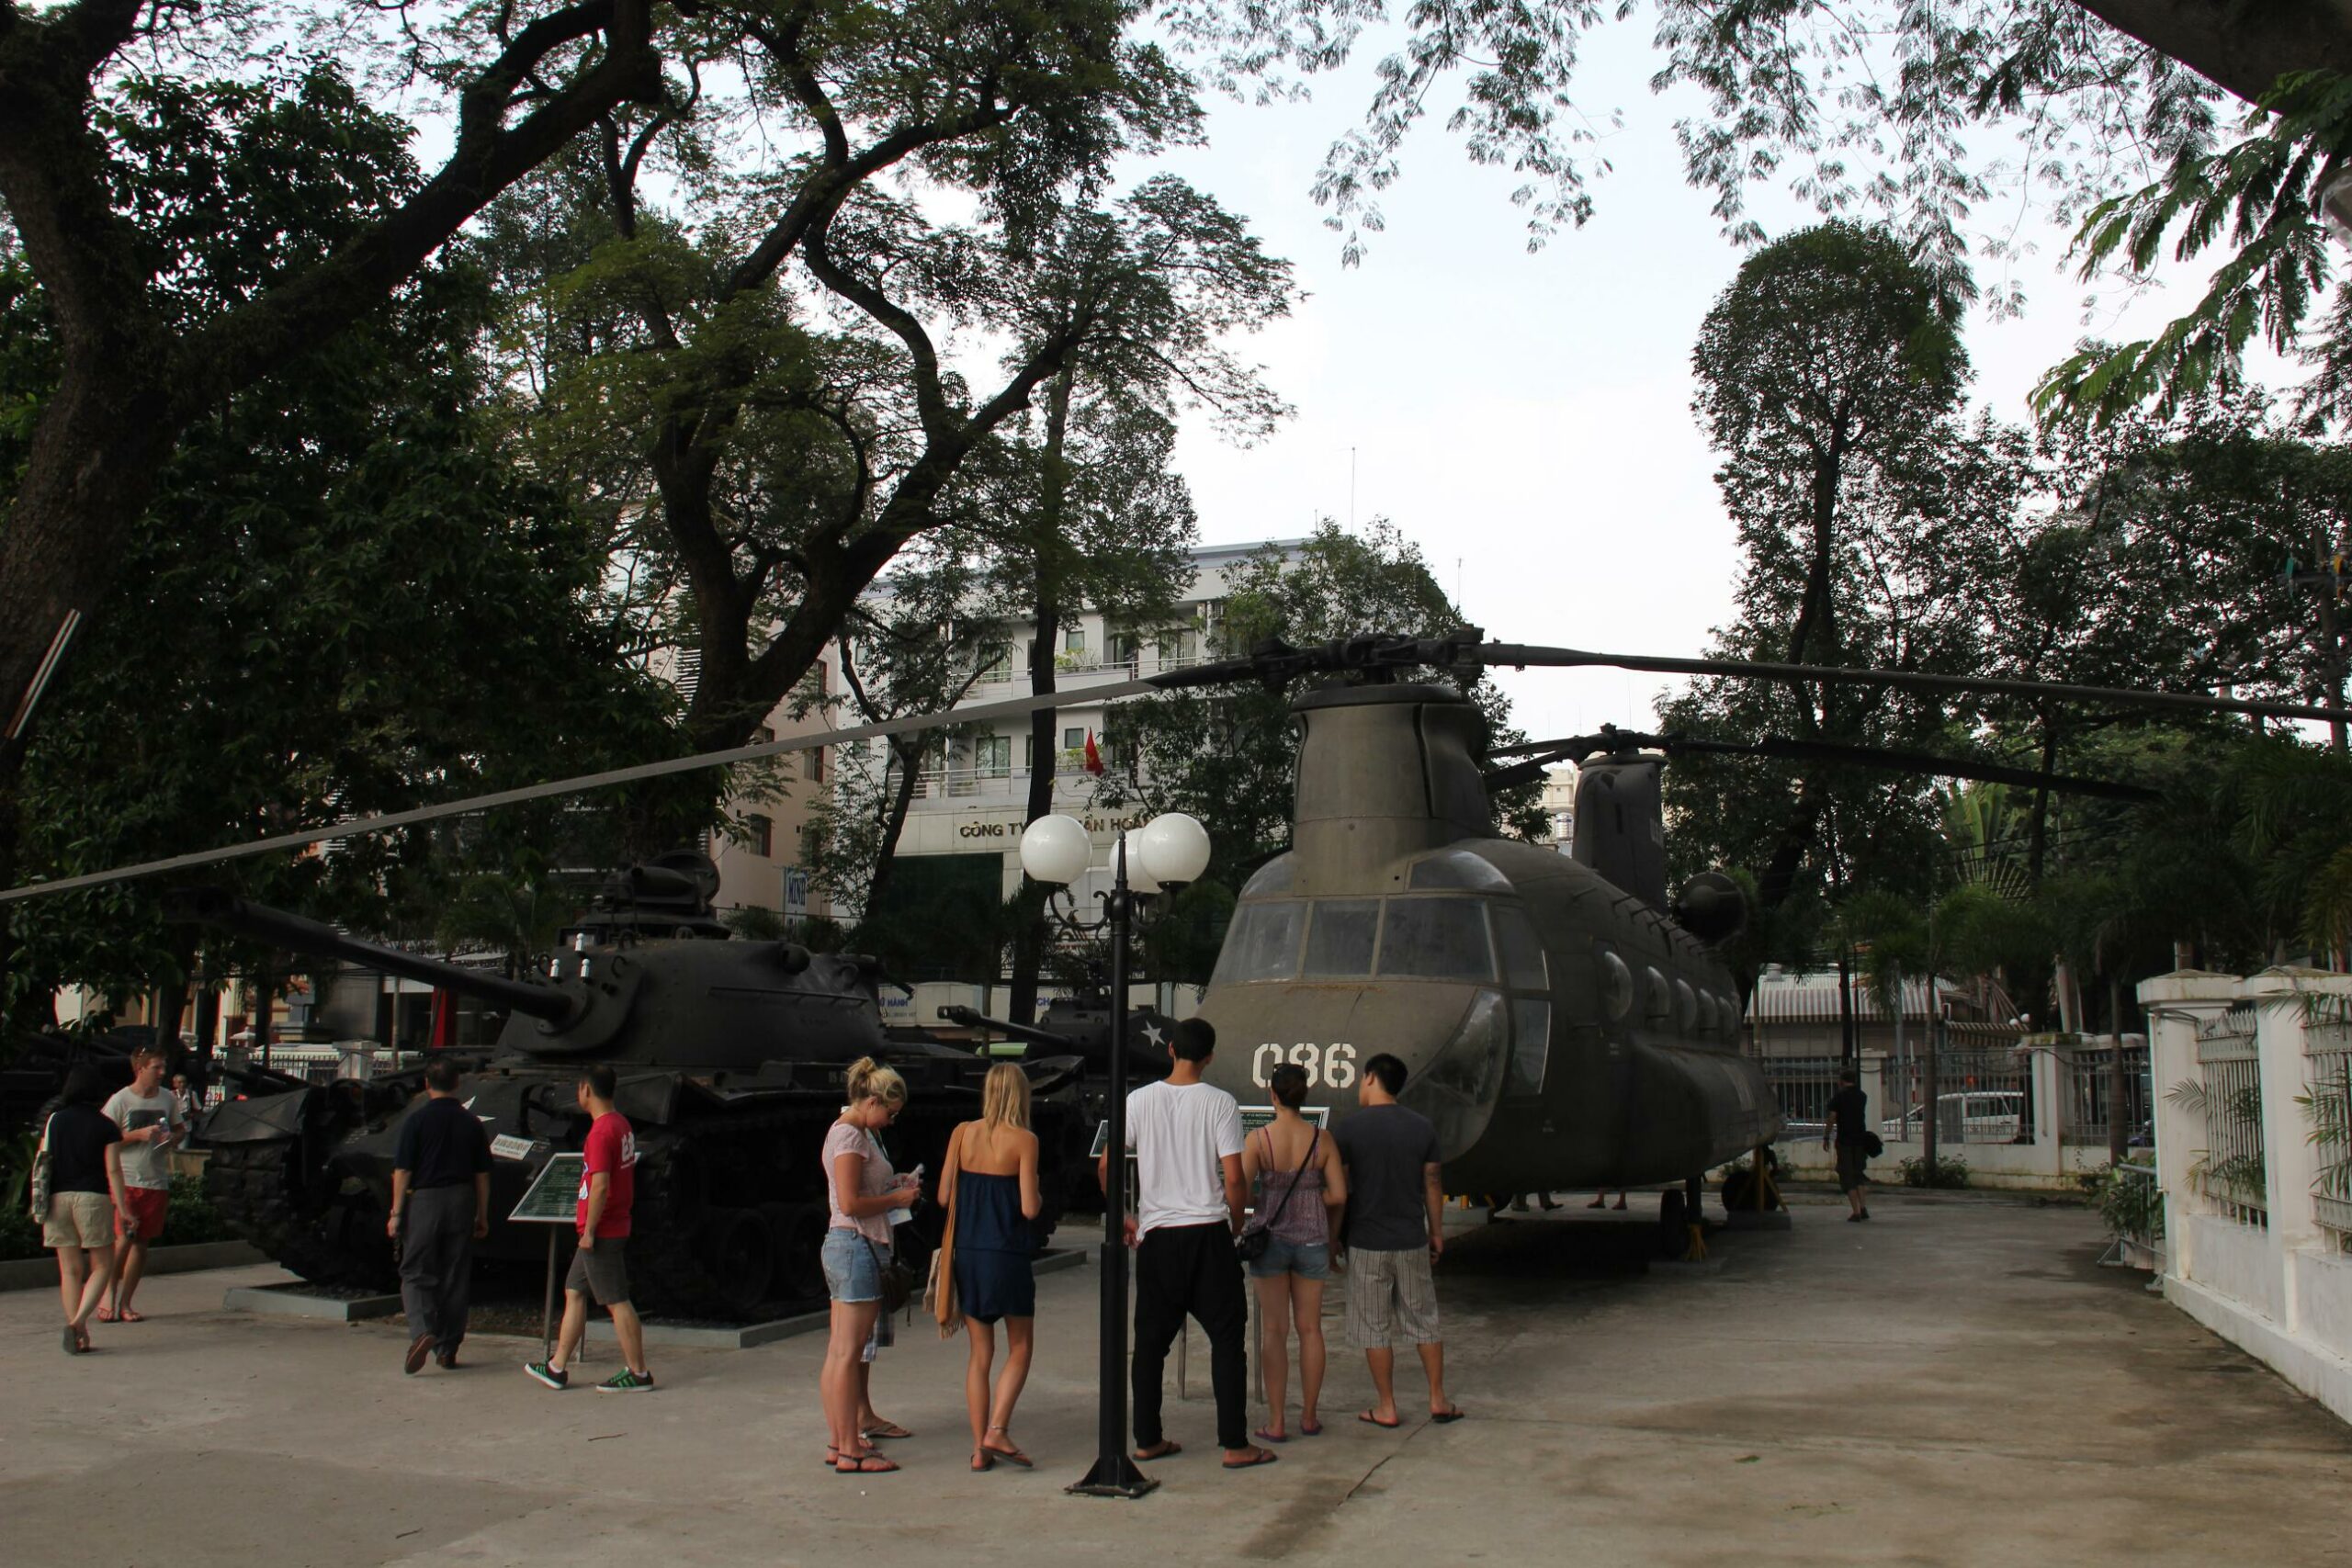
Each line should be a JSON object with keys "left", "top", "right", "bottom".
{"left": 0, "top": 1240, "right": 265, "bottom": 1293}
{"left": 223, "top": 1284, "right": 401, "bottom": 1321}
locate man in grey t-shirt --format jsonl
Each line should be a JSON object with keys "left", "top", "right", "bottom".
{"left": 1331, "top": 1054, "right": 1463, "bottom": 1427}
{"left": 100, "top": 1045, "right": 186, "bottom": 1323}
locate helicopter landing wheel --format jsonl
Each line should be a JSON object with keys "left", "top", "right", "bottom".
{"left": 696, "top": 1206, "right": 775, "bottom": 1317}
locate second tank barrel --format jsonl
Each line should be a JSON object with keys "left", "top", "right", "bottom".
{"left": 167, "top": 889, "right": 580, "bottom": 1024}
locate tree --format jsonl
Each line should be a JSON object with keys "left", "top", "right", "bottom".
{"left": 0, "top": 8, "right": 662, "bottom": 809}
{"left": 0, "top": 80, "right": 673, "bottom": 1023}
{"left": 1662, "top": 222, "right": 1994, "bottom": 924}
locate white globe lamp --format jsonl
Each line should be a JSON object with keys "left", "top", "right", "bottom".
{"left": 1135, "top": 812, "right": 1211, "bottom": 889}
{"left": 1018, "top": 814, "right": 1092, "bottom": 887}
{"left": 1117, "top": 837, "right": 1162, "bottom": 896}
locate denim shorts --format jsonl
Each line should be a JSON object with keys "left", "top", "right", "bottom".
{"left": 821, "top": 1227, "right": 883, "bottom": 1303}
{"left": 1246, "top": 1235, "right": 1330, "bottom": 1280}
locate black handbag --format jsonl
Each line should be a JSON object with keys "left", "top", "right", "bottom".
{"left": 1237, "top": 1127, "right": 1318, "bottom": 1263}
{"left": 862, "top": 1233, "right": 916, "bottom": 1314}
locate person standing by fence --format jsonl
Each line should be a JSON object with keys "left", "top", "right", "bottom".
{"left": 389, "top": 1057, "right": 492, "bottom": 1372}
{"left": 1824, "top": 1067, "right": 1872, "bottom": 1222}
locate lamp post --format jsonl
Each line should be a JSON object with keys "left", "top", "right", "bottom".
{"left": 1020, "top": 810, "right": 1211, "bottom": 1501}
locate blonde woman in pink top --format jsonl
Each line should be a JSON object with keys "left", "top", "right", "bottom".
{"left": 820, "top": 1058, "right": 917, "bottom": 1475}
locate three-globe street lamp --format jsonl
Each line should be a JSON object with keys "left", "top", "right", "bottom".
{"left": 1018, "top": 810, "right": 1212, "bottom": 1500}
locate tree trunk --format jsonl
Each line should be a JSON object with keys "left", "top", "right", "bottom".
{"left": 1004, "top": 370, "right": 1078, "bottom": 1027}
{"left": 861, "top": 736, "right": 924, "bottom": 919}
{"left": 2027, "top": 712, "right": 2060, "bottom": 885}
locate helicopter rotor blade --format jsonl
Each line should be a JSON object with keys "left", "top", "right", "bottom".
{"left": 1480, "top": 730, "right": 2160, "bottom": 802}
{"left": 0, "top": 675, "right": 1170, "bottom": 905}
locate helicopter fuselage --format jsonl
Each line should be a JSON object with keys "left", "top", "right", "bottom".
{"left": 1196, "top": 682, "right": 1778, "bottom": 1194}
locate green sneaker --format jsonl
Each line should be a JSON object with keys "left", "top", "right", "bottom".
{"left": 596, "top": 1368, "right": 656, "bottom": 1393}
{"left": 523, "top": 1361, "right": 568, "bottom": 1390}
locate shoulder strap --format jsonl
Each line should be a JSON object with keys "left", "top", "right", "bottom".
{"left": 1253, "top": 1126, "right": 1319, "bottom": 1231}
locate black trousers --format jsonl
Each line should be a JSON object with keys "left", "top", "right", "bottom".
{"left": 1132, "top": 1221, "right": 1248, "bottom": 1451}
{"left": 399, "top": 1184, "right": 476, "bottom": 1352}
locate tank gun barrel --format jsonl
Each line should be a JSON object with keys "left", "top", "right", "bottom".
{"left": 937, "top": 1007, "right": 1073, "bottom": 1055}
{"left": 167, "top": 889, "right": 580, "bottom": 1025}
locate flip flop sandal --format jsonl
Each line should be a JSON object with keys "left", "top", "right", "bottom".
{"left": 1134, "top": 1440, "right": 1183, "bottom": 1461}
{"left": 1299, "top": 1419, "right": 1325, "bottom": 1437}
{"left": 62, "top": 1325, "right": 80, "bottom": 1355}
{"left": 1222, "top": 1449, "right": 1280, "bottom": 1470}
{"left": 118, "top": 1309, "right": 145, "bottom": 1323}
{"left": 1252, "top": 1427, "right": 1290, "bottom": 1444}
{"left": 862, "top": 1422, "right": 914, "bottom": 1440}
{"left": 983, "top": 1429, "right": 1034, "bottom": 1468}
{"left": 1430, "top": 1408, "right": 1467, "bottom": 1423}
{"left": 1357, "top": 1411, "right": 1402, "bottom": 1428}
{"left": 93, "top": 1306, "right": 118, "bottom": 1324}
{"left": 971, "top": 1449, "right": 995, "bottom": 1472}
{"left": 834, "top": 1454, "right": 899, "bottom": 1475}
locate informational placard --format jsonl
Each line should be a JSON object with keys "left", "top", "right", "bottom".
{"left": 490, "top": 1134, "right": 549, "bottom": 1164}
{"left": 508, "top": 1153, "right": 584, "bottom": 1224}
{"left": 1239, "top": 1104, "right": 1330, "bottom": 1138}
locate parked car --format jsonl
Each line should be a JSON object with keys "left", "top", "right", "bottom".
{"left": 1883, "top": 1090, "right": 2028, "bottom": 1145}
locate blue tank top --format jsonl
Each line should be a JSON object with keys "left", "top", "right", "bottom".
{"left": 956, "top": 1168, "right": 1032, "bottom": 1254}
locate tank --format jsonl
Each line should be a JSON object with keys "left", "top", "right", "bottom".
{"left": 178, "top": 858, "right": 1081, "bottom": 1317}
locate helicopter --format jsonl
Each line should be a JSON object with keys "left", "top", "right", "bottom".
{"left": 5, "top": 629, "right": 2337, "bottom": 1244}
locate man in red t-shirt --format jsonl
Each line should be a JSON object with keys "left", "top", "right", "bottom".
{"left": 525, "top": 1066, "right": 653, "bottom": 1392}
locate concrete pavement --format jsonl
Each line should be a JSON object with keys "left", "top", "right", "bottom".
{"left": 1, "top": 1192, "right": 2346, "bottom": 1567}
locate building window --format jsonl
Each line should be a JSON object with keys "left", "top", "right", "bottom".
{"left": 977, "top": 736, "right": 1012, "bottom": 777}
{"left": 1063, "top": 726, "right": 1085, "bottom": 750}
{"left": 1023, "top": 735, "right": 1035, "bottom": 773}
{"left": 1063, "top": 623, "right": 1087, "bottom": 654}
{"left": 758, "top": 725, "right": 775, "bottom": 744}
{"left": 1105, "top": 631, "right": 1138, "bottom": 671}
{"left": 977, "top": 645, "right": 1012, "bottom": 682}
{"left": 745, "top": 814, "right": 773, "bottom": 858}
{"left": 806, "top": 746, "right": 825, "bottom": 783}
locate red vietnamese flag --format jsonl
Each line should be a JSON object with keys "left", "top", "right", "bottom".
{"left": 1083, "top": 730, "right": 1105, "bottom": 775}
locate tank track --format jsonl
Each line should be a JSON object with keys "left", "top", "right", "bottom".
{"left": 204, "top": 1140, "right": 396, "bottom": 1291}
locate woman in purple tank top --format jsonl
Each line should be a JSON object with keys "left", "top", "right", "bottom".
{"left": 1240, "top": 1064, "right": 1348, "bottom": 1442}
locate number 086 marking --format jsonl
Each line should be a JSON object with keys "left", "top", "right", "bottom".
{"left": 1251, "top": 1042, "right": 1357, "bottom": 1090}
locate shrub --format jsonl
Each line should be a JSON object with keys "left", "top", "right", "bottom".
{"left": 1899, "top": 1153, "right": 1971, "bottom": 1189}
{"left": 2082, "top": 1162, "right": 2164, "bottom": 1241}
{"left": 164, "top": 1174, "right": 232, "bottom": 1246}
{"left": 0, "top": 1201, "right": 40, "bottom": 1263}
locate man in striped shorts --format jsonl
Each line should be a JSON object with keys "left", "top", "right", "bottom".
{"left": 1330, "top": 1055, "right": 1464, "bottom": 1427}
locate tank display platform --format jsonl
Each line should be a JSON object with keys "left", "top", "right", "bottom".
{"left": 7, "top": 1197, "right": 2347, "bottom": 1567}
{"left": 220, "top": 1247, "right": 1088, "bottom": 1348}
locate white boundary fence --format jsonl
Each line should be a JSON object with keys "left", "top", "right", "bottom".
{"left": 2143, "top": 968, "right": 2352, "bottom": 1427}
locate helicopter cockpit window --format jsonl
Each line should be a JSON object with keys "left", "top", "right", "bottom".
{"left": 1644, "top": 967, "right": 1671, "bottom": 1019}
{"left": 1376, "top": 898, "right": 1495, "bottom": 982}
{"left": 1491, "top": 906, "right": 1546, "bottom": 991}
{"left": 1302, "top": 899, "right": 1381, "bottom": 977}
{"left": 1239, "top": 855, "right": 1295, "bottom": 899}
{"left": 1675, "top": 978, "right": 1697, "bottom": 1031}
{"left": 1407, "top": 850, "right": 1511, "bottom": 891}
{"left": 1211, "top": 900, "right": 1305, "bottom": 985}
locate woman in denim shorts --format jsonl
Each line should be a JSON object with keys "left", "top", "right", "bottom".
{"left": 821, "top": 1057, "right": 916, "bottom": 1475}
{"left": 1240, "top": 1064, "right": 1348, "bottom": 1442}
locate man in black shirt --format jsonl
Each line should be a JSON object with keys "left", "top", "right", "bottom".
{"left": 388, "top": 1057, "right": 493, "bottom": 1371}
{"left": 1822, "top": 1068, "right": 1871, "bottom": 1222}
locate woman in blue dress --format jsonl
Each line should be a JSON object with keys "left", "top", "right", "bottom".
{"left": 941, "top": 1064, "right": 1041, "bottom": 1472}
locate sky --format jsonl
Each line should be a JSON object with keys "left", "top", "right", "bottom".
{"left": 1132, "top": 21, "right": 2294, "bottom": 746}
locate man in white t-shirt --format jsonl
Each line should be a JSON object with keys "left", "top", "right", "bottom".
{"left": 100, "top": 1045, "right": 187, "bottom": 1323}
{"left": 1098, "top": 1018, "right": 1274, "bottom": 1471}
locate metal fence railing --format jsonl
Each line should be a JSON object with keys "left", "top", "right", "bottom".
{"left": 2064, "top": 1043, "right": 2152, "bottom": 1147}
{"left": 1881, "top": 1047, "right": 2035, "bottom": 1145}
{"left": 1758, "top": 1056, "right": 1844, "bottom": 1141}
{"left": 2195, "top": 1009, "right": 2267, "bottom": 1227}
{"left": 2306, "top": 1014, "right": 2352, "bottom": 1253}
